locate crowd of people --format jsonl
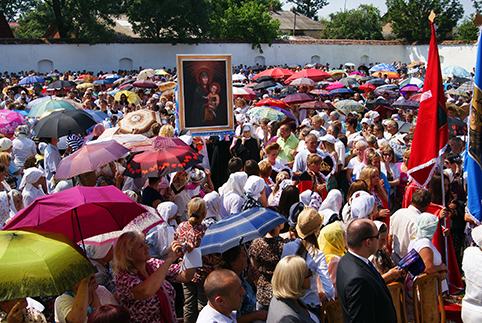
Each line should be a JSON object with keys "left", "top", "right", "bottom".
{"left": 0, "top": 60, "right": 480, "bottom": 323}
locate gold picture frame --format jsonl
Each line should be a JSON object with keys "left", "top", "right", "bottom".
{"left": 177, "top": 54, "right": 234, "bottom": 133}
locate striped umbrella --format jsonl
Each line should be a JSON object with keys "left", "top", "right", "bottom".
{"left": 369, "top": 63, "right": 397, "bottom": 73}
{"left": 199, "top": 207, "right": 287, "bottom": 255}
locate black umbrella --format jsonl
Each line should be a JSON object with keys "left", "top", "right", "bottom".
{"left": 339, "top": 77, "right": 360, "bottom": 87}
{"left": 250, "top": 65, "right": 265, "bottom": 72}
{"left": 367, "top": 98, "right": 391, "bottom": 108}
{"left": 33, "top": 110, "right": 97, "bottom": 138}
{"left": 120, "top": 79, "right": 136, "bottom": 87}
{"left": 281, "top": 86, "right": 297, "bottom": 94}
{"left": 376, "top": 84, "right": 399, "bottom": 91}
{"left": 448, "top": 117, "right": 467, "bottom": 136}
{"left": 360, "top": 75, "right": 374, "bottom": 82}
{"left": 47, "top": 80, "right": 77, "bottom": 89}
{"left": 254, "top": 80, "right": 277, "bottom": 90}
{"left": 255, "top": 76, "right": 275, "bottom": 83}
{"left": 367, "top": 78, "right": 386, "bottom": 86}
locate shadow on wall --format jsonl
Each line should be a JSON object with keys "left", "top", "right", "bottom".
{"left": 119, "top": 58, "right": 133, "bottom": 70}
{"left": 38, "top": 59, "right": 53, "bottom": 74}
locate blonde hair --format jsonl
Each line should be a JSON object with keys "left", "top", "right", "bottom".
{"left": 0, "top": 152, "right": 10, "bottom": 168}
{"left": 188, "top": 197, "right": 206, "bottom": 226}
{"left": 113, "top": 231, "right": 145, "bottom": 276}
{"left": 272, "top": 255, "right": 307, "bottom": 299}
{"left": 306, "top": 153, "right": 322, "bottom": 166}
{"left": 159, "top": 125, "right": 174, "bottom": 138}
{"left": 264, "top": 142, "right": 280, "bottom": 155}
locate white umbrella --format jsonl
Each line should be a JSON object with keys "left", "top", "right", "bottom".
{"left": 137, "top": 68, "right": 156, "bottom": 80}
{"left": 233, "top": 73, "right": 247, "bottom": 81}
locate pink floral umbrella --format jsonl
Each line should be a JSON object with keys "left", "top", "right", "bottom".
{"left": 0, "top": 110, "right": 26, "bottom": 135}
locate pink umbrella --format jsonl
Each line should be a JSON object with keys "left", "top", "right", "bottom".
{"left": 3, "top": 186, "right": 147, "bottom": 244}
{"left": 282, "top": 93, "right": 313, "bottom": 104}
{"left": 326, "top": 82, "right": 344, "bottom": 90}
{"left": 54, "top": 140, "right": 130, "bottom": 179}
{"left": 349, "top": 71, "right": 364, "bottom": 76}
{"left": 0, "top": 110, "right": 26, "bottom": 135}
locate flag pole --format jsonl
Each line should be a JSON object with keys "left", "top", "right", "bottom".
{"left": 439, "top": 155, "right": 450, "bottom": 292}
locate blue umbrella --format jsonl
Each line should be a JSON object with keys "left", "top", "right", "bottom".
{"left": 442, "top": 65, "right": 471, "bottom": 78}
{"left": 199, "top": 207, "right": 287, "bottom": 255}
{"left": 93, "top": 79, "right": 113, "bottom": 85}
{"left": 84, "top": 110, "right": 108, "bottom": 123}
{"left": 13, "top": 110, "right": 29, "bottom": 117}
{"left": 330, "top": 88, "right": 354, "bottom": 94}
{"left": 261, "top": 105, "right": 297, "bottom": 121}
{"left": 18, "top": 75, "right": 45, "bottom": 85}
{"left": 369, "top": 63, "right": 397, "bottom": 73}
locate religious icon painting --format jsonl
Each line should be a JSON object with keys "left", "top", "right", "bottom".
{"left": 177, "top": 54, "right": 234, "bottom": 134}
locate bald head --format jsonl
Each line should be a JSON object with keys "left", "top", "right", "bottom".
{"left": 387, "top": 121, "right": 398, "bottom": 135}
{"left": 346, "top": 219, "right": 378, "bottom": 250}
{"left": 204, "top": 269, "right": 239, "bottom": 302}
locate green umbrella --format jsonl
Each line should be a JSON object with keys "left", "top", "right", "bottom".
{"left": 28, "top": 99, "right": 77, "bottom": 118}
{"left": 0, "top": 230, "right": 95, "bottom": 301}
{"left": 247, "top": 106, "right": 286, "bottom": 121}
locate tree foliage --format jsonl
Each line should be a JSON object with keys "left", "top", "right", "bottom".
{"left": 320, "top": 4, "right": 384, "bottom": 40}
{"left": 288, "top": 0, "right": 329, "bottom": 20}
{"left": 208, "top": 0, "right": 281, "bottom": 51}
{"left": 123, "top": 0, "right": 210, "bottom": 42}
{"left": 0, "top": 0, "right": 36, "bottom": 22}
{"left": 386, "top": 0, "right": 464, "bottom": 42}
{"left": 454, "top": 15, "right": 479, "bottom": 42}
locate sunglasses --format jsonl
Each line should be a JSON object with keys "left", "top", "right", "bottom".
{"left": 363, "top": 232, "right": 380, "bottom": 241}
{"left": 305, "top": 269, "right": 313, "bottom": 279}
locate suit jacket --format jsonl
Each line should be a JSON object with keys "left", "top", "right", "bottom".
{"left": 266, "top": 297, "right": 317, "bottom": 323}
{"left": 336, "top": 251, "right": 397, "bottom": 323}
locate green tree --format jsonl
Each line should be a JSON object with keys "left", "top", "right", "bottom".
{"left": 288, "top": 0, "right": 329, "bottom": 20}
{"left": 386, "top": 0, "right": 464, "bottom": 42}
{"left": 454, "top": 15, "right": 479, "bottom": 42}
{"left": 320, "top": 4, "right": 383, "bottom": 40}
{"left": 0, "top": 0, "right": 36, "bottom": 22}
{"left": 8, "top": 0, "right": 120, "bottom": 41}
{"left": 208, "top": 0, "right": 281, "bottom": 52}
{"left": 123, "top": 0, "right": 210, "bottom": 42}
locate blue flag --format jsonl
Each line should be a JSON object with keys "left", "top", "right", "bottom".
{"left": 465, "top": 28, "right": 482, "bottom": 224}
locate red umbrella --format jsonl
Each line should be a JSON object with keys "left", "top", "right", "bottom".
{"left": 132, "top": 80, "right": 157, "bottom": 88}
{"left": 254, "top": 98, "right": 290, "bottom": 109}
{"left": 409, "top": 93, "right": 422, "bottom": 102}
{"left": 309, "top": 89, "right": 333, "bottom": 96}
{"left": 358, "top": 83, "right": 376, "bottom": 92}
{"left": 299, "top": 100, "right": 329, "bottom": 110}
{"left": 282, "top": 93, "right": 313, "bottom": 104}
{"left": 124, "top": 145, "right": 203, "bottom": 178}
{"left": 253, "top": 68, "right": 294, "bottom": 80}
{"left": 285, "top": 69, "right": 331, "bottom": 84}
{"left": 3, "top": 186, "right": 147, "bottom": 244}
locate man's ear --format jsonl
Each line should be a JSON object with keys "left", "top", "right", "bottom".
{"left": 214, "top": 295, "right": 225, "bottom": 306}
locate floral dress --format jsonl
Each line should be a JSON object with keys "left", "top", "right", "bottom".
{"left": 116, "top": 258, "right": 180, "bottom": 323}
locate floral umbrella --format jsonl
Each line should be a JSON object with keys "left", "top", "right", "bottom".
{"left": 0, "top": 110, "right": 26, "bottom": 135}
{"left": 254, "top": 98, "right": 290, "bottom": 109}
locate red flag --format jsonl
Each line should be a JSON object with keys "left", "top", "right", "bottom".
{"left": 407, "top": 22, "right": 448, "bottom": 188}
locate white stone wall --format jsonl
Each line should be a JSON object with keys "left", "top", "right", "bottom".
{"left": 0, "top": 42, "right": 477, "bottom": 74}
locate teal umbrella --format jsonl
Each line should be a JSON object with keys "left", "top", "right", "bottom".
{"left": 28, "top": 100, "right": 77, "bottom": 118}
{"left": 399, "top": 77, "right": 424, "bottom": 88}
{"left": 247, "top": 106, "right": 286, "bottom": 121}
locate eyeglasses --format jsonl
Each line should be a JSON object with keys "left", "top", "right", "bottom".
{"left": 363, "top": 232, "right": 380, "bottom": 241}
{"left": 305, "top": 269, "right": 313, "bottom": 279}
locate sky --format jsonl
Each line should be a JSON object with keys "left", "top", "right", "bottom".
{"left": 282, "top": 0, "right": 476, "bottom": 20}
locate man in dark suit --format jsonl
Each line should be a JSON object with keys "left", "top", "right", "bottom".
{"left": 336, "top": 219, "right": 397, "bottom": 323}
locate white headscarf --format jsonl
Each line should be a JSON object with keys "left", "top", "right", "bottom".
{"left": 204, "top": 192, "right": 222, "bottom": 221}
{"left": 157, "top": 202, "right": 178, "bottom": 226}
{"left": 244, "top": 175, "right": 265, "bottom": 200}
{"left": 223, "top": 172, "right": 248, "bottom": 199}
{"left": 20, "top": 168, "right": 43, "bottom": 191}
{"left": 241, "top": 123, "right": 255, "bottom": 136}
{"left": 350, "top": 191, "right": 375, "bottom": 220}
{"left": 414, "top": 212, "right": 439, "bottom": 240}
{"left": 319, "top": 189, "right": 343, "bottom": 225}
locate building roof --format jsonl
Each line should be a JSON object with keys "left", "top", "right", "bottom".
{"left": 269, "top": 10, "right": 323, "bottom": 31}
